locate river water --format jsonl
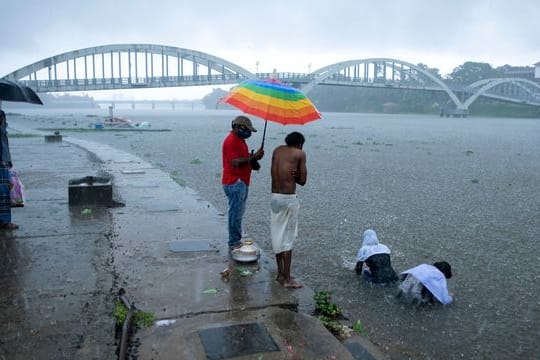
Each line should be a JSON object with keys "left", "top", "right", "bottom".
{"left": 8, "top": 107, "right": 540, "bottom": 359}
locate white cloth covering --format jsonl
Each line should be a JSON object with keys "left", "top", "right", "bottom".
{"left": 356, "top": 229, "right": 391, "bottom": 262}
{"left": 270, "top": 193, "right": 299, "bottom": 254}
{"left": 400, "top": 264, "right": 453, "bottom": 305}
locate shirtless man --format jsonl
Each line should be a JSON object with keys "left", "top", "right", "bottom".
{"left": 270, "top": 132, "right": 307, "bottom": 288}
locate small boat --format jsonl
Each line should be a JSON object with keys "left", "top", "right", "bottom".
{"left": 103, "top": 117, "right": 135, "bottom": 128}
{"left": 94, "top": 117, "right": 151, "bottom": 129}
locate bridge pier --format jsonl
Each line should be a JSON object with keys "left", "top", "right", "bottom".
{"left": 440, "top": 107, "right": 468, "bottom": 118}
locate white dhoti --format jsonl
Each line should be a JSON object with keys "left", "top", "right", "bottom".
{"left": 270, "top": 193, "right": 300, "bottom": 254}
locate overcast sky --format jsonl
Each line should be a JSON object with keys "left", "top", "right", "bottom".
{"left": 1, "top": 0, "right": 539, "bottom": 99}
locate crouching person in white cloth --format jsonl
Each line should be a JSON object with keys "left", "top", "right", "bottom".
{"left": 270, "top": 132, "right": 307, "bottom": 289}
{"left": 397, "top": 261, "right": 453, "bottom": 305}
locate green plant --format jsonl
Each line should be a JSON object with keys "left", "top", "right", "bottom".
{"left": 313, "top": 291, "right": 369, "bottom": 340}
{"left": 314, "top": 291, "right": 342, "bottom": 318}
{"left": 190, "top": 158, "right": 202, "bottom": 164}
{"left": 113, "top": 300, "right": 128, "bottom": 326}
{"left": 353, "top": 320, "right": 367, "bottom": 337}
{"left": 113, "top": 300, "right": 155, "bottom": 329}
{"left": 133, "top": 310, "right": 155, "bottom": 328}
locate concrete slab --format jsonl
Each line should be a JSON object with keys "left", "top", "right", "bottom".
{"left": 198, "top": 323, "right": 279, "bottom": 359}
{"left": 121, "top": 169, "right": 146, "bottom": 174}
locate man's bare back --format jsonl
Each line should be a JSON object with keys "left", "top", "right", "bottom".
{"left": 271, "top": 144, "right": 307, "bottom": 194}
{"left": 270, "top": 132, "right": 307, "bottom": 289}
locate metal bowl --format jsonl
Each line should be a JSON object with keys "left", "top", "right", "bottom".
{"left": 231, "top": 240, "right": 261, "bottom": 262}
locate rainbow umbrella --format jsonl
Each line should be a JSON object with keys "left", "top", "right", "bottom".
{"left": 221, "top": 78, "right": 321, "bottom": 148}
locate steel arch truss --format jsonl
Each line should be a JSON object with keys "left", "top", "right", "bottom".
{"left": 463, "top": 78, "right": 540, "bottom": 108}
{"left": 3, "top": 44, "right": 254, "bottom": 92}
{"left": 304, "top": 58, "right": 465, "bottom": 110}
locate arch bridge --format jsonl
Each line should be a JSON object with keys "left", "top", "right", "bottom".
{"left": 3, "top": 44, "right": 254, "bottom": 92}
{"left": 3, "top": 45, "right": 540, "bottom": 114}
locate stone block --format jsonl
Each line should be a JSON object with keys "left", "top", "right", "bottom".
{"left": 68, "top": 176, "right": 112, "bottom": 206}
{"left": 44, "top": 135, "right": 63, "bottom": 142}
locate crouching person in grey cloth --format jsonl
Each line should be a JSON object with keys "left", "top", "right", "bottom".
{"left": 270, "top": 132, "right": 306, "bottom": 289}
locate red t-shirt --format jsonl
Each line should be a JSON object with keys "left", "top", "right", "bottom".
{"left": 222, "top": 131, "right": 252, "bottom": 186}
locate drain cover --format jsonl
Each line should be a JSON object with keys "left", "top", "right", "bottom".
{"left": 198, "top": 323, "right": 279, "bottom": 359}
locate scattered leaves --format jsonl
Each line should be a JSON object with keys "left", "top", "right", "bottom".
{"left": 202, "top": 288, "right": 219, "bottom": 294}
{"left": 237, "top": 267, "right": 253, "bottom": 276}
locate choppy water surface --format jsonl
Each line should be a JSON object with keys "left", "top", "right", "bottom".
{"left": 13, "top": 108, "right": 540, "bottom": 359}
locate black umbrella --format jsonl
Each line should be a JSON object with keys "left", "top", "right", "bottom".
{"left": 0, "top": 79, "right": 43, "bottom": 105}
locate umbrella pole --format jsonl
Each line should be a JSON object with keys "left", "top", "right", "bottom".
{"left": 261, "top": 120, "right": 268, "bottom": 149}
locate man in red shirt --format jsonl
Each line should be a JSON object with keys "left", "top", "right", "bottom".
{"left": 222, "top": 116, "right": 264, "bottom": 250}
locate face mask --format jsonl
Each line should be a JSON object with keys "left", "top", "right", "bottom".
{"left": 237, "top": 127, "right": 252, "bottom": 139}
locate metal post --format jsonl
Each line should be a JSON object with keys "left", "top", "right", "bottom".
{"left": 118, "top": 51, "right": 122, "bottom": 84}
{"left": 128, "top": 49, "right": 131, "bottom": 84}
{"left": 102, "top": 53, "right": 105, "bottom": 81}
{"left": 135, "top": 50, "right": 138, "bottom": 83}
{"left": 166, "top": 54, "right": 169, "bottom": 77}
{"left": 180, "top": 56, "right": 183, "bottom": 78}
{"left": 110, "top": 51, "right": 113, "bottom": 83}
{"left": 161, "top": 50, "right": 165, "bottom": 81}
{"left": 177, "top": 52, "right": 180, "bottom": 80}
{"left": 145, "top": 50, "right": 148, "bottom": 82}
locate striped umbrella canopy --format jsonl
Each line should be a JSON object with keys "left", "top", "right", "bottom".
{"left": 221, "top": 78, "right": 321, "bottom": 147}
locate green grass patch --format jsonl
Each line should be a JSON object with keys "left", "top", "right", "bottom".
{"left": 190, "top": 158, "right": 202, "bottom": 165}
{"left": 114, "top": 300, "right": 155, "bottom": 329}
{"left": 313, "top": 290, "right": 369, "bottom": 340}
{"left": 353, "top": 320, "right": 367, "bottom": 337}
{"left": 8, "top": 133, "right": 40, "bottom": 138}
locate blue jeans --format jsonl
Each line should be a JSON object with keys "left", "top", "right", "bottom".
{"left": 223, "top": 179, "right": 248, "bottom": 247}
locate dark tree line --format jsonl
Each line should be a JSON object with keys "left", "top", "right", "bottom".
{"left": 203, "top": 62, "right": 540, "bottom": 118}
